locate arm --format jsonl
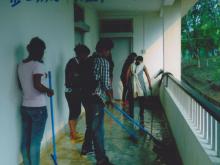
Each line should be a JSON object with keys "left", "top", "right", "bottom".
{"left": 17, "top": 65, "right": 22, "bottom": 90}
{"left": 100, "top": 59, "right": 113, "bottom": 104}
{"left": 125, "top": 66, "right": 131, "bottom": 86}
{"left": 33, "top": 74, "right": 54, "bottom": 97}
{"left": 65, "top": 60, "right": 73, "bottom": 88}
{"left": 143, "top": 66, "right": 152, "bottom": 90}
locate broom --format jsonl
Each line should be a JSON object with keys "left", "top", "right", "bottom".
{"left": 48, "top": 71, "right": 58, "bottom": 165}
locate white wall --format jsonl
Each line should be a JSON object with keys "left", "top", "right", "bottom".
{"left": 0, "top": 1, "right": 100, "bottom": 164}
{"left": 84, "top": 6, "right": 99, "bottom": 53}
{"left": 182, "top": 0, "right": 197, "bottom": 16}
{"left": 0, "top": 1, "right": 74, "bottom": 164}
{"left": 163, "top": 0, "right": 181, "bottom": 80}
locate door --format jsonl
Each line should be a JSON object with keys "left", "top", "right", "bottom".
{"left": 111, "top": 37, "right": 132, "bottom": 100}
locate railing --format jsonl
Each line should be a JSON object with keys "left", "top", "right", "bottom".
{"left": 163, "top": 74, "right": 220, "bottom": 159}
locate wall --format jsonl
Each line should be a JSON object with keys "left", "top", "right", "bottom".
{"left": 84, "top": 6, "right": 99, "bottom": 53}
{"left": 0, "top": 1, "right": 74, "bottom": 164}
{"left": 163, "top": 0, "right": 181, "bottom": 80}
{"left": 181, "top": 0, "right": 197, "bottom": 16}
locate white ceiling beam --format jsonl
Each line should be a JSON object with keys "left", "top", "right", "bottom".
{"left": 163, "top": 0, "right": 175, "bottom": 6}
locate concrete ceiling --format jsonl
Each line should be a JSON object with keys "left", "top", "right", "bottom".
{"left": 77, "top": 0, "right": 175, "bottom": 12}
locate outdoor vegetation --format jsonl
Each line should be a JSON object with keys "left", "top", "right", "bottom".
{"left": 181, "top": 0, "right": 220, "bottom": 105}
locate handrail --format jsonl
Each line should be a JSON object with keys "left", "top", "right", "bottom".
{"left": 164, "top": 74, "right": 220, "bottom": 122}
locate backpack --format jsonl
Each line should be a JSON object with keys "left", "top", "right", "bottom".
{"left": 81, "top": 55, "right": 99, "bottom": 94}
{"left": 65, "top": 57, "right": 81, "bottom": 89}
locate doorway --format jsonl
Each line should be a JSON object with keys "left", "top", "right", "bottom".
{"left": 111, "top": 37, "right": 132, "bottom": 100}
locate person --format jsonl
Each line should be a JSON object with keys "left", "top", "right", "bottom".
{"left": 65, "top": 44, "right": 90, "bottom": 143}
{"left": 120, "top": 52, "right": 137, "bottom": 106}
{"left": 81, "top": 38, "right": 114, "bottom": 165}
{"left": 17, "top": 37, "right": 54, "bottom": 165}
{"left": 126, "top": 56, "right": 152, "bottom": 126}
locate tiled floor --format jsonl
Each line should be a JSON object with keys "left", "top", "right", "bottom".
{"left": 41, "top": 99, "right": 182, "bottom": 165}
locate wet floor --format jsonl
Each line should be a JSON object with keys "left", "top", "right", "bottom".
{"left": 41, "top": 99, "right": 182, "bottom": 165}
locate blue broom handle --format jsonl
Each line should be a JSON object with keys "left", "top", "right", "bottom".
{"left": 48, "top": 71, "right": 57, "bottom": 163}
{"left": 113, "top": 103, "right": 156, "bottom": 140}
{"left": 104, "top": 108, "right": 138, "bottom": 140}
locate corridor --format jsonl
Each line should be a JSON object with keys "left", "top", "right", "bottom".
{"left": 2, "top": 1, "right": 213, "bottom": 164}
{"left": 40, "top": 100, "right": 182, "bottom": 165}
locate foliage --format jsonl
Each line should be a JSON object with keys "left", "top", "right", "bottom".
{"left": 182, "top": 0, "right": 220, "bottom": 61}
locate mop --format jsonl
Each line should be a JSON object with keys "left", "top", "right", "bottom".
{"left": 48, "top": 71, "right": 58, "bottom": 165}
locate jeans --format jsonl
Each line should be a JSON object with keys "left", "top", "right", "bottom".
{"left": 82, "top": 95, "right": 107, "bottom": 162}
{"left": 21, "top": 106, "right": 48, "bottom": 165}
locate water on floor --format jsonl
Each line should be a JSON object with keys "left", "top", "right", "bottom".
{"left": 41, "top": 99, "right": 182, "bottom": 165}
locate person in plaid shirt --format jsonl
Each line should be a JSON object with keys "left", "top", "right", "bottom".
{"left": 81, "top": 38, "right": 114, "bottom": 165}
{"left": 93, "top": 54, "right": 112, "bottom": 102}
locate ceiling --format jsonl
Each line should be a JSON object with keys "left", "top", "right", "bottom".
{"left": 77, "top": 0, "right": 175, "bottom": 12}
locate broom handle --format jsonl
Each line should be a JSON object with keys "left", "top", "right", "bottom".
{"left": 48, "top": 71, "right": 58, "bottom": 165}
{"left": 113, "top": 103, "right": 159, "bottom": 142}
{"left": 104, "top": 108, "right": 138, "bottom": 140}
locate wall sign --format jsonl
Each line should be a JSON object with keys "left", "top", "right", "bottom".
{"left": 76, "top": 0, "right": 104, "bottom": 3}
{"left": 10, "top": 0, "right": 59, "bottom": 8}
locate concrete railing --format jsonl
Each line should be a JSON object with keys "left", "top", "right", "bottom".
{"left": 160, "top": 74, "right": 220, "bottom": 165}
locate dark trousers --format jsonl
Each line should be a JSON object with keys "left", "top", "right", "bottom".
{"left": 82, "top": 95, "right": 108, "bottom": 162}
{"left": 122, "top": 81, "right": 128, "bottom": 102}
{"left": 65, "top": 90, "right": 82, "bottom": 120}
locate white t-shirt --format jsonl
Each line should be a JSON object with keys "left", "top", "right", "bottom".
{"left": 18, "top": 61, "right": 47, "bottom": 107}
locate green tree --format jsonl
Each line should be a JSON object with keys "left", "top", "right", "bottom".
{"left": 182, "top": 0, "right": 220, "bottom": 67}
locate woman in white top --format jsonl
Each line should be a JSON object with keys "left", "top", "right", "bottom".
{"left": 125, "top": 56, "right": 152, "bottom": 126}
{"left": 17, "top": 37, "right": 54, "bottom": 165}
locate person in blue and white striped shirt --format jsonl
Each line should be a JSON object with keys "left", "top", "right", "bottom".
{"left": 81, "top": 38, "right": 114, "bottom": 165}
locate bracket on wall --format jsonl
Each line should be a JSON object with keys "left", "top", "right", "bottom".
{"left": 75, "top": 21, "right": 90, "bottom": 32}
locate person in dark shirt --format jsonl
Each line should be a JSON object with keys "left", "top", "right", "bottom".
{"left": 65, "top": 44, "right": 90, "bottom": 143}
{"left": 120, "top": 52, "right": 137, "bottom": 106}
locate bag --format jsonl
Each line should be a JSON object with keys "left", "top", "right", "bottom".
{"left": 81, "top": 55, "right": 99, "bottom": 94}
{"left": 65, "top": 57, "right": 81, "bottom": 89}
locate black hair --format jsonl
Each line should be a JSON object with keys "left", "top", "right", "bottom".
{"left": 95, "top": 38, "right": 114, "bottom": 52}
{"left": 26, "top": 37, "right": 46, "bottom": 62}
{"left": 74, "top": 44, "right": 90, "bottom": 56}
{"left": 127, "top": 52, "right": 137, "bottom": 61}
{"left": 27, "top": 37, "right": 46, "bottom": 52}
{"left": 120, "top": 52, "right": 137, "bottom": 81}
{"left": 136, "top": 56, "right": 143, "bottom": 61}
